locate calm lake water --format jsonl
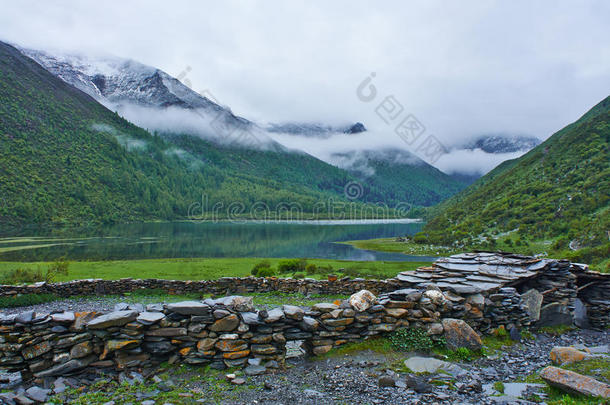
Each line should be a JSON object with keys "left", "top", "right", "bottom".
{"left": 0, "top": 220, "right": 433, "bottom": 262}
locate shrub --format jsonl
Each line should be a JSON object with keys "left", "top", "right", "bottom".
{"left": 277, "top": 259, "right": 307, "bottom": 274}
{"left": 0, "top": 259, "right": 71, "bottom": 285}
{"left": 412, "top": 232, "right": 428, "bottom": 244}
{"left": 389, "top": 327, "right": 444, "bottom": 352}
{"left": 492, "top": 325, "right": 509, "bottom": 338}
{"left": 451, "top": 347, "right": 475, "bottom": 362}
{"left": 293, "top": 272, "right": 305, "bottom": 279}
{"left": 256, "top": 267, "right": 276, "bottom": 277}
{"left": 251, "top": 260, "right": 272, "bottom": 276}
{"left": 305, "top": 264, "right": 317, "bottom": 275}
{"left": 0, "top": 293, "right": 60, "bottom": 308}
{"left": 0, "top": 268, "right": 44, "bottom": 285}
{"left": 45, "top": 259, "right": 70, "bottom": 282}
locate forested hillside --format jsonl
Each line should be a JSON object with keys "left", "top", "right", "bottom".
{"left": 420, "top": 96, "right": 610, "bottom": 268}
{"left": 0, "top": 41, "right": 372, "bottom": 226}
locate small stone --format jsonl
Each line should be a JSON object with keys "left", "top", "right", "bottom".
{"left": 231, "top": 377, "right": 246, "bottom": 385}
{"left": 244, "top": 365, "right": 266, "bottom": 376}
{"left": 378, "top": 375, "right": 396, "bottom": 387}
{"left": 25, "top": 386, "right": 50, "bottom": 402}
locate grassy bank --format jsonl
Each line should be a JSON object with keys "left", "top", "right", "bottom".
{"left": 343, "top": 236, "right": 609, "bottom": 273}
{"left": 0, "top": 257, "right": 431, "bottom": 283}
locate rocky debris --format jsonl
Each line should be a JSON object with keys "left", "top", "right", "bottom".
{"left": 549, "top": 346, "right": 589, "bottom": 365}
{"left": 540, "top": 366, "right": 610, "bottom": 399}
{"left": 441, "top": 318, "right": 483, "bottom": 351}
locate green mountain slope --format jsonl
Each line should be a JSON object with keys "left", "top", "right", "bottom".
{"left": 421, "top": 96, "right": 610, "bottom": 268}
{"left": 0, "top": 41, "right": 380, "bottom": 226}
{"left": 330, "top": 149, "right": 469, "bottom": 207}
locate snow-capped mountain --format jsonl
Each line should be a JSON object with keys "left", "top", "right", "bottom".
{"left": 18, "top": 47, "right": 273, "bottom": 148}
{"left": 267, "top": 122, "right": 366, "bottom": 137}
{"left": 460, "top": 134, "right": 541, "bottom": 153}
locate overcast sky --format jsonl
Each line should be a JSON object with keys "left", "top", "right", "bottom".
{"left": 2, "top": 0, "right": 609, "bottom": 163}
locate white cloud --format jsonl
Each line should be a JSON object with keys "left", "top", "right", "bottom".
{"left": 1, "top": 0, "right": 609, "bottom": 175}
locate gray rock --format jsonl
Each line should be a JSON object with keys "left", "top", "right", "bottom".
{"left": 15, "top": 311, "right": 34, "bottom": 324}
{"left": 248, "top": 358, "right": 262, "bottom": 366}
{"left": 87, "top": 310, "right": 138, "bottom": 329}
{"left": 146, "top": 303, "right": 164, "bottom": 312}
{"left": 405, "top": 374, "right": 433, "bottom": 393}
{"left": 265, "top": 360, "right": 279, "bottom": 369}
{"left": 244, "top": 365, "right": 266, "bottom": 376}
{"left": 264, "top": 308, "right": 285, "bottom": 323}
{"left": 113, "top": 302, "right": 129, "bottom": 311}
{"left": 33, "top": 355, "right": 95, "bottom": 377}
{"left": 404, "top": 356, "right": 466, "bottom": 376}
{"left": 282, "top": 305, "right": 304, "bottom": 320}
{"left": 300, "top": 316, "right": 319, "bottom": 331}
{"left": 378, "top": 375, "right": 395, "bottom": 387}
{"left": 213, "top": 296, "right": 254, "bottom": 312}
{"left": 573, "top": 298, "right": 590, "bottom": 329}
{"left": 25, "top": 386, "right": 50, "bottom": 402}
{"left": 51, "top": 312, "right": 75, "bottom": 323}
{"left": 240, "top": 312, "right": 261, "bottom": 325}
{"left": 312, "top": 303, "right": 338, "bottom": 312}
{"left": 521, "top": 289, "right": 544, "bottom": 322}
{"left": 166, "top": 301, "right": 210, "bottom": 315}
{"left": 137, "top": 312, "right": 165, "bottom": 325}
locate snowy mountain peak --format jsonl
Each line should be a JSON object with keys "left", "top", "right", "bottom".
{"left": 461, "top": 134, "right": 541, "bottom": 154}
{"left": 267, "top": 122, "right": 367, "bottom": 138}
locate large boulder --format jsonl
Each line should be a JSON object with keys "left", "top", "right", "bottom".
{"left": 441, "top": 318, "right": 482, "bottom": 351}
{"left": 349, "top": 290, "right": 376, "bottom": 312}
{"left": 550, "top": 347, "right": 589, "bottom": 365}
{"left": 540, "top": 366, "right": 610, "bottom": 398}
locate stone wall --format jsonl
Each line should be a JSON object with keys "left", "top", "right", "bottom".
{"left": 0, "top": 287, "right": 503, "bottom": 381}
{"left": 0, "top": 277, "right": 400, "bottom": 299}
